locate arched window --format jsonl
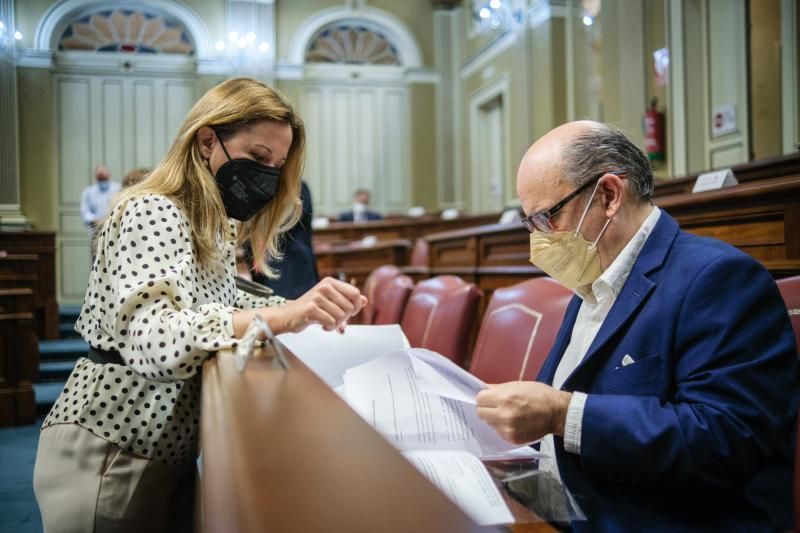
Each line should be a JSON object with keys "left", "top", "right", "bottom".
{"left": 305, "top": 23, "right": 400, "bottom": 65}
{"left": 58, "top": 8, "right": 194, "bottom": 55}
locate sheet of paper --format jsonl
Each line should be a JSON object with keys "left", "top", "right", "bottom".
{"left": 342, "top": 350, "right": 522, "bottom": 458}
{"left": 409, "top": 348, "right": 488, "bottom": 405}
{"left": 403, "top": 450, "right": 514, "bottom": 526}
{"left": 277, "top": 324, "right": 408, "bottom": 388}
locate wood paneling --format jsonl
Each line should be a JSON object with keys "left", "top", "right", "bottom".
{"left": 55, "top": 73, "right": 195, "bottom": 304}
{"left": 316, "top": 239, "right": 412, "bottom": 287}
{"left": 314, "top": 213, "right": 498, "bottom": 244}
{"left": 0, "top": 288, "right": 38, "bottom": 427}
{"left": 0, "top": 232, "right": 58, "bottom": 339}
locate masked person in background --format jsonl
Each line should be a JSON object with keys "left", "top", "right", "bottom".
{"left": 338, "top": 188, "right": 382, "bottom": 222}
{"left": 476, "top": 121, "right": 797, "bottom": 531}
{"left": 80, "top": 165, "right": 121, "bottom": 235}
{"left": 34, "top": 78, "right": 367, "bottom": 533}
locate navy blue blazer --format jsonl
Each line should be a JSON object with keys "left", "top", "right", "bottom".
{"left": 537, "top": 212, "right": 798, "bottom": 531}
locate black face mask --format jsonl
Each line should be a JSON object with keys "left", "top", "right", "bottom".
{"left": 213, "top": 135, "right": 281, "bottom": 222}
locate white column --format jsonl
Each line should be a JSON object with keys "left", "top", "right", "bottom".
{"left": 433, "top": 7, "right": 464, "bottom": 209}
{"left": 0, "top": 0, "right": 27, "bottom": 226}
{"left": 667, "top": 0, "right": 688, "bottom": 176}
{"left": 781, "top": 0, "right": 799, "bottom": 154}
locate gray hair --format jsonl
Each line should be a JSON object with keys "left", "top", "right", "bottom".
{"left": 561, "top": 123, "right": 654, "bottom": 202}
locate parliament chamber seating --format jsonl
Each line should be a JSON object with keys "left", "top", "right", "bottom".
{"left": 324, "top": 153, "right": 800, "bottom": 299}
{"left": 370, "top": 275, "right": 414, "bottom": 325}
{"left": 400, "top": 276, "right": 482, "bottom": 366}
{"left": 469, "top": 277, "right": 573, "bottom": 383}
{"left": 359, "top": 265, "right": 402, "bottom": 324}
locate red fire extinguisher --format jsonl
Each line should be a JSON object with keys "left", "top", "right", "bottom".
{"left": 643, "top": 97, "right": 665, "bottom": 162}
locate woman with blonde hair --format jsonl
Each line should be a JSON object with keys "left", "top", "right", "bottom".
{"left": 33, "top": 77, "right": 366, "bottom": 532}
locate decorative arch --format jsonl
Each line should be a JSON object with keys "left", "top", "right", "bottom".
{"left": 34, "top": 0, "right": 212, "bottom": 58}
{"left": 287, "top": 6, "right": 422, "bottom": 68}
{"left": 306, "top": 23, "right": 400, "bottom": 65}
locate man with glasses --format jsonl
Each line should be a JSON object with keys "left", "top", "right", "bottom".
{"left": 476, "top": 121, "right": 796, "bottom": 530}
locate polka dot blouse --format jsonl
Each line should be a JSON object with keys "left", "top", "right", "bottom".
{"left": 42, "top": 194, "right": 285, "bottom": 464}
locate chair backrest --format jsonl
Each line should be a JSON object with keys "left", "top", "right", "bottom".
{"left": 469, "top": 277, "right": 573, "bottom": 383}
{"left": 777, "top": 275, "right": 800, "bottom": 355}
{"left": 372, "top": 275, "right": 414, "bottom": 325}
{"left": 400, "top": 276, "right": 483, "bottom": 366}
{"left": 360, "top": 265, "right": 402, "bottom": 325}
{"left": 409, "top": 239, "right": 429, "bottom": 267}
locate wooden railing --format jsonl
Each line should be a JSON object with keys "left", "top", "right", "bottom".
{"left": 315, "top": 239, "right": 412, "bottom": 286}
{"left": 313, "top": 213, "right": 499, "bottom": 243}
{"left": 200, "top": 345, "right": 557, "bottom": 532}
{"left": 200, "top": 346, "right": 480, "bottom": 533}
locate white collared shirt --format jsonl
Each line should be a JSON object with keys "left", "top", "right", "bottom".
{"left": 80, "top": 181, "right": 121, "bottom": 227}
{"left": 539, "top": 206, "right": 661, "bottom": 478}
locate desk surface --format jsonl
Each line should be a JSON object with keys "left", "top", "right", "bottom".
{"left": 202, "top": 347, "right": 482, "bottom": 533}
{"left": 201, "top": 346, "right": 557, "bottom": 532}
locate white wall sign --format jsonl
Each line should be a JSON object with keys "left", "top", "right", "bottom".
{"left": 711, "top": 103, "right": 737, "bottom": 138}
{"left": 692, "top": 168, "right": 738, "bottom": 193}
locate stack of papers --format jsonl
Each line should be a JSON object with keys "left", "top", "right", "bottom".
{"left": 278, "top": 325, "right": 545, "bottom": 526}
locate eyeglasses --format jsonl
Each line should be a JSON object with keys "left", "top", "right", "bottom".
{"left": 520, "top": 171, "right": 627, "bottom": 233}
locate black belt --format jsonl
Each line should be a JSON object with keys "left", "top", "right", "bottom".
{"left": 87, "top": 345, "right": 125, "bottom": 366}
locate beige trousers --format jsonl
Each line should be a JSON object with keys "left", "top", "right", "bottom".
{"left": 33, "top": 423, "right": 195, "bottom": 533}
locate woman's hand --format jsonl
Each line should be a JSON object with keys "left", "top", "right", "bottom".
{"left": 233, "top": 277, "right": 367, "bottom": 337}
{"left": 280, "top": 277, "right": 367, "bottom": 333}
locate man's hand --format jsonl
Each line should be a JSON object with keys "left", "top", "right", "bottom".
{"left": 476, "top": 381, "right": 572, "bottom": 445}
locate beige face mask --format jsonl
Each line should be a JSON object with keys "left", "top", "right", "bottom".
{"left": 529, "top": 181, "right": 611, "bottom": 290}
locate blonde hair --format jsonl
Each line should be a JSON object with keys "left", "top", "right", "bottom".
{"left": 113, "top": 78, "right": 305, "bottom": 277}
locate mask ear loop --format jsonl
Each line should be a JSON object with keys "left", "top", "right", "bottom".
{"left": 574, "top": 178, "right": 612, "bottom": 248}
{"left": 215, "top": 131, "right": 233, "bottom": 161}
{"left": 574, "top": 179, "right": 601, "bottom": 234}
{"left": 590, "top": 218, "right": 612, "bottom": 248}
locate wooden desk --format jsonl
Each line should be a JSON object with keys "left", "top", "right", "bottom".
{"left": 315, "top": 239, "right": 412, "bottom": 286}
{"left": 201, "top": 346, "right": 556, "bottom": 532}
{"left": 201, "top": 347, "right": 480, "bottom": 533}
{"left": 424, "top": 223, "right": 543, "bottom": 300}
{"left": 0, "top": 288, "right": 38, "bottom": 426}
{"left": 314, "top": 213, "right": 500, "bottom": 244}
{"left": 421, "top": 173, "right": 800, "bottom": 284}
{"left": 655, "top": 174, "right": 800, "bottom": 274}
{"left": 0, "top": 231, "right": 58, "bottom": 339}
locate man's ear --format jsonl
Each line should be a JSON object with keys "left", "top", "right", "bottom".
{"left": 600, "top": 173, "right": 625, "bottom": 218}
{"left": 196, "top": 127, "right": 216, "bottom": 160}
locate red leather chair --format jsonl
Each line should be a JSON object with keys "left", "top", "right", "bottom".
{"left": 469, "top": 277, "right": 573, "bottom": 384}
{"left": 372, "top": 275, "right": 414, "bottom": 325}
{"left": 400, "top": 276, "right": 483, "bottom": 366}
{"left": 777, "top": 275, "right": 800, "bottom": 355}
{"left": 360, "top": 265, "right": 402, "bottom": 325}
{"left": 409, "top": 239, "right": 429, "bottom": 267}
